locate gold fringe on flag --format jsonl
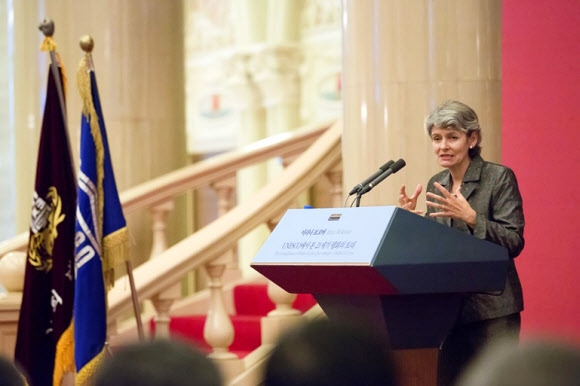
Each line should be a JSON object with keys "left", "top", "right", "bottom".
{"left": 40, "top": 36, "right": 56, "bottom": 52}
{"left": 74, "top": 347, "right": 107, "bottom": 386}
{"left": 103, "top": 228, "right": 129, "bottom": 291}
{"left": 40, "top": 36, "right": 68, "bottom": 101}
{"left": 53, "top": 323, "right": 75, "bottom": 386}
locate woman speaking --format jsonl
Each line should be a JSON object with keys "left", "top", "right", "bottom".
{"left": 399, "top": 100, "right": 525, "bottom": 386}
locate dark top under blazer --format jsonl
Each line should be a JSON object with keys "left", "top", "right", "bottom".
{"left": 426, "top": 154, "right": 525, "bottom": 323}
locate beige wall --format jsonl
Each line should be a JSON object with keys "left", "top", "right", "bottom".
{"left": 0, "top": 0, "right": 15, "bottom": 240}
{"left": 5, "top": 1, "right": 188, "bottom": 265}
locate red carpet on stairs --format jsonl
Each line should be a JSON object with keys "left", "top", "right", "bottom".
{"left": 150, "top": 283, "right": 317, "bottom": 358}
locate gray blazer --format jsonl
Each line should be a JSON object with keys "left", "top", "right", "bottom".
{"left": 426, "top": 155, "right": 525, "bottom": 323}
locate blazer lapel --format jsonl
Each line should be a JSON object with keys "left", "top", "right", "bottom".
{"left": 461, "top": 155, "right": 484, "bottom": 200}
{"left": 437, "top": 156, "right": 484, "bottom": 228}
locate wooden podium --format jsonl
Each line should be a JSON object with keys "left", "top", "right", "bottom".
{"left": 251, "top": 206, "right": 508, "bottom": 386}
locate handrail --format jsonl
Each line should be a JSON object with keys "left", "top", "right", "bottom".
{"left": 120, "top": 119, "right": 333, "bottom": 213}
{"left": 0, "top": 233, "right": 28, "bottom": 255}
{"left": 0, "top": 119, "right": 334, "bottom": 257}
{"left": 107, "top": 121, "right": 342, "bottom": 320}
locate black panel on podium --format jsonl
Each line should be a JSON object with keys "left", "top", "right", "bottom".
{"left": 251, "top": 206, "right": 508, "bottom": 349}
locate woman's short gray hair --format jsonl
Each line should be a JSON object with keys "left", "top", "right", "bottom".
{"left": 425, "top": 100, "right": 482, "bottom": 158}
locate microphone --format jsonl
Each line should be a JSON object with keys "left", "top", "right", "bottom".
{"left": 358, "top": 158, "right": 406, "bottom": 196}
{"left": 348, "top": 160, "right": 394, "bottom": 196}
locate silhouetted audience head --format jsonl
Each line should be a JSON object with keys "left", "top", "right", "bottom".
{"left": 456, "top": 337, "right": 580, "bottom": 386}
{"left": 0, "top": 355, "right": 26, "bottom": 386}
{"left": 93, "top": 339, "right": 222, "bottom": 386}
{"left": 264, "top": 318, "right": 397, "bottom": 386}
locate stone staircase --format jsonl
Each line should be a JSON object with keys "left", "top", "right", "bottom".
{"left": 150, "top": 283, "right": 317, "bottom": 358}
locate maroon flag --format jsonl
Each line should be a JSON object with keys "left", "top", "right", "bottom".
{"left": 14, "top": 63, "right": 76, "bottom": 386}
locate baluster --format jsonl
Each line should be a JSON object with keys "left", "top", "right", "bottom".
{"left": 205, "top": 177, "right": 240, "bottom": 366}
{"left": 203, "top": 260, "right": 237, "bottom": 359}
{"left": 281, "top": 153, "right": 312, "bottom": 210}
{"left": 266, "top": 280, "right": 300, "bottom": 317}
{"left": 151, "top": 285, "right": 181, "bottom": 339}
{"left": 265, "top": 210, "right": 300, "bottom": 317}
{"left": 325, "top": 162, "right": 343, "bottom": 208}
{"left": 260, "top": 218, "right": 303, "bottom": 345}
{"left": 210, "top": 176, "right": 240, "bottom": 281}
{"left": 149, "top": 200, "right": 181, "bottom": 339}
{"left": 212, "top": 175, "right": 236, "bottom": 216}
{"left": 149, "top": 200, "right": 174, "bottom": 260}
{"left": 261, "top": 278, "right": 303, "bottom": 345}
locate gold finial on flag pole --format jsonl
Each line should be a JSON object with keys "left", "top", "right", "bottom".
{"left": 38, "top": 18, "right": 68, "bottom": 134}
{"left": 79, "top": 35, "right": 95, "bottom": 71}
{"left": 79, "top": 35, "right": 94, "bottom": 52}
{"left": 38, "top": 19, "right": 68, "bottom": 145}
{"left": 38, "top": 18, "right": 54, "bottom": 37}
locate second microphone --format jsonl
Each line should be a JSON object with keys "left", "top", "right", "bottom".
{"left": 358, "top": 159, "right": 406, "bottom": 196}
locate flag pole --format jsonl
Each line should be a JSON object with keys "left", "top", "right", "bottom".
{"left": 38, "top": 19, "right": 68, "bottom": 136}
{"left": 79, "top": 35, "right": 144, "bottom": 341}
{"left": 125, "top": 260, "right": 145, "bottom": 341}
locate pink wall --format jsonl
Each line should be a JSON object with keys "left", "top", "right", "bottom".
{"left": 502, "top": 0, "right": 580, "bottom": 341}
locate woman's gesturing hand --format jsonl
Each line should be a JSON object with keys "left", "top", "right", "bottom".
{"left": 398, "top": 184, "right": 423, "bottom": 214}
{"left": 426, "top": 182, "right": 476, "bottom": 226}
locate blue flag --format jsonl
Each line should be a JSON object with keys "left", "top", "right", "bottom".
{"left": 74, "top": 55, "right": 128, "bottom": 384}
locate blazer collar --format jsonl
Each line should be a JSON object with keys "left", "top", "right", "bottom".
{"left": 437, "top": 155, "right": 484, "bottom": 200}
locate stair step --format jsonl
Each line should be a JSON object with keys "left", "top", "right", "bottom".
{"left": 233, "top": 283, "right": 317, "bottom": 316}
{"left": 233, "top": 283, "right": 274, "bottom": 316}
{"left": 168, "top": 315, "right": 262, "bottom": 357}
{"left": 150, "top": 284, "right": 318, "bottom": 358}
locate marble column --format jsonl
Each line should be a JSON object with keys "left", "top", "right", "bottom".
{"left": 11, "top": 1, "right": 46, "bottom": 235}
{"left": 229, "top": 0, "right": 269, "bottom": 276}
{"left": 341, "top": 0, "right": 501, "bottom": 209}
{"left": 299, "top": 0, "right": 342, "bottom": 124}
{"left": 263, "top": 0, "right": 303, "bottom": 150}
{"left": 225, "top": 51, "right": 269, "bottom": 276}
{"left": 252, "top": 44, "right": 303, "bottom": 177}
{"left": 0, "top": 1, "right": 15, "bottom": 240}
